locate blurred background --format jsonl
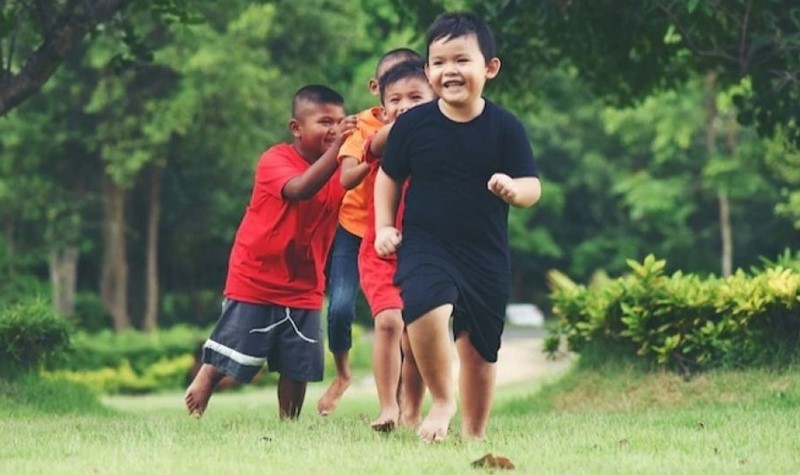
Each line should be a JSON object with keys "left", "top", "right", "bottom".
{"left": 1, "top": 0, "right": 797, "bottom": 335}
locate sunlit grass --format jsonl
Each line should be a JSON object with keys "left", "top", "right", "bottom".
{"left": 2, "top": 366, "right": 800, "bottom": 474}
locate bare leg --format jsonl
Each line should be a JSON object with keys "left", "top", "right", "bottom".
{"left": 317, "top": 351, "right": 352, "bottom": 416}
{"left": 370, "top": 308, "right": 404, "bottom": 432}
{"left": 278, "top": 376, "right": 307, "bottom": 420}
{"left": 184, "top": 363, "right": 225, "bottom": 418}
{"left": 399, "top": 330, "right": 424, "bottom": 428}
{"left": 456, "top": 331, "right": 496, "bottom": 440}
{"left": 406, "top": 305, "right": 456, "bottom": 443}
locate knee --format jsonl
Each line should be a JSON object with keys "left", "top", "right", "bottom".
{"left": 374, "top": 312, "right": 403, "bottom": 338}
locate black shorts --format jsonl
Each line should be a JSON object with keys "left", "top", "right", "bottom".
{"left": 396, "top": 259, "right": 507, "bottom": 363}
{"left": 202, "top": 299, "right": 324, "bottom": 383}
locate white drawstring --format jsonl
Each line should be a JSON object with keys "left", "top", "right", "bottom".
{"left": 249, "top": 307, "right": 318, "bottom": 343}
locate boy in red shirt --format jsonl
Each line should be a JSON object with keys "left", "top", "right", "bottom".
{"left": 358, "top": 60, "right": 436, "bottom": 432}
{"left": 185, "top": 85, "right": 357, "bottom": 420}
{"left": 318, "top": 48, "right": 423, "bottom": 416}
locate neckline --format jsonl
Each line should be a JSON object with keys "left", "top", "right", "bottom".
{"left": 436, "top": 98, "right": 488, "bottom": 124}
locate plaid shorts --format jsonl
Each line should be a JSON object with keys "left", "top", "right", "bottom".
{"left": 202, "top": 299, "right": 324, "bottom": 383}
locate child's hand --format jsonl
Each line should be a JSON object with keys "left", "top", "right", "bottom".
{"left": 375, "top": 226, "right": 402, "bottom": 257}
{"left": 334, "top": 115, "right": 358, "bottom": 144}
{"left": 487, "top": 173, "right": 518, "bottom": 204}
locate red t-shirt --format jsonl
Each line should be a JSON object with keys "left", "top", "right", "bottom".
{"left": 224, "top": 143, "right": 345, "bottom": 309}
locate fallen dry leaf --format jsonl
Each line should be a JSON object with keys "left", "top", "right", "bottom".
{"left": 471, "top": 453, "right": 516, "bottom": 470}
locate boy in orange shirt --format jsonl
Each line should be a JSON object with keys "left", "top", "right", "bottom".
{"left": 318, "top": 48, "right": 423, "bottom": 416}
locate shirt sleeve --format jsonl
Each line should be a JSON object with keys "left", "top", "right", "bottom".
{"left": 256, "top": 146, "right": 301, "bottom": 199}
{"left": 380, "top": 113, "right": 412, "bottom": 182}
{"left": 502, "top": 113, "right": 539, "bottom": 178}
{"left": 338, "top": 127, "right": 368, "bottom": 164}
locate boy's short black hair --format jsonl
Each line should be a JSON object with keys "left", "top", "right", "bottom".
{"left": 376, "top": 47, "right": 422, "bottom": 77}
{"left": 292, "top": 85, "right": 344, "bottom": 118}
{"left": 425, "top": 12, "right": 496, "bottom": 63}
{"left": 378, "top": 59, "right": 428, "bottom": 102}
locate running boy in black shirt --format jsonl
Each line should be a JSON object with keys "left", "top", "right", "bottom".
{"left": 373, "top": 12, "right": 541, "bottom": 442}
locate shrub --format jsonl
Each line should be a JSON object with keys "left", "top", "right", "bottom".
{"left": 0, "top": 299, "right": 71, "bottom": 379}
{"left": 548, "top": 254, "right": 800, "bottom": 373}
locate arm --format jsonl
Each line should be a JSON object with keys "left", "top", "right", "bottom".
{"left": 369, "top": 122, "right": 395, "bottom": 157}
{"left": 282, "top": 117, "right": 357, "bottom": 201}
{"left": 340, "top": 156, "right": 371, "bottom": 190}
{"left": 487, "top": 174, "right": 542, "bottom": 208}
{"left": 373, "top": 168, "right": 403, "bottom": 257}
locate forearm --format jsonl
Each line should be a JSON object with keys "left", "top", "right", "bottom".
{"left": 282, "top": 146, "right": 340, "bottom": 201}
{"left": 509, "top": 177, "right": 542, "bottom": 207}
{"left": 340, "top": 160, "right": 371, "bottom": 190}
{"left": 374, "top": 168, "right": 402, "bottom": 228}
{"left": 370, "top": 124, "right": 393, "bottom": 156}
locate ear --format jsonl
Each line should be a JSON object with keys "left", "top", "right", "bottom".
{"left": 485, "top": 57, "right": 501, "bottom": 80}
{"left": 289, "top": 118, "right": 301, "bottom": 138}
{"left": 368, "top": 78, "right": 380, "bottom": 96}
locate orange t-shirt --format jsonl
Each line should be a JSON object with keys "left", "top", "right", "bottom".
{"left": 337, "top": 106, "right": 385, "bottom": 238}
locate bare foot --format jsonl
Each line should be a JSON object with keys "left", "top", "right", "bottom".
{"left": 184, "top": 364, "right": 223, "bottom": 418}
{"left": 417, "top": 401, "right": 456, "bottom": 443}
{"left": 400, "top": 413, "right": 422, "bottom": 429}
{"left": 317, "top": 375, "right": 351, "bottom": 416}
{"left": 370, "top": 405, "right": 399, "bottom": 432}
{"left": 399, "top": 397, "right": 422, "bottom": 428}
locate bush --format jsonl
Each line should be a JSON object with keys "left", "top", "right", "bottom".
{"left": 548, "top": 254, "right": 800, "bottom": 373}
{"left": 0, "top": 299, "right": 71, "bottom": 379}
{"left": 0, "top": 372, "right": 107, "bottom": 415}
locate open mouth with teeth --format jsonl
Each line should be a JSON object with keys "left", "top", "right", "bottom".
{"left": 443, "top": 80, "right": 465, "bottom": 88}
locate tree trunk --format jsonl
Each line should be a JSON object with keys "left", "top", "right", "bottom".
{"left": 142, "top": 166, "right": 162, "bottom": 332}
{"left": 49, "top": 246, "right": 79, "bottom": 316}
{"left": 100, "top": 176, "right": 131, "bottom": 330}
{"left": 704, "top": 73, "right": 733, "bottom": 277}
{"left": 718, "top": 192, "right": 732, "bottom": 277}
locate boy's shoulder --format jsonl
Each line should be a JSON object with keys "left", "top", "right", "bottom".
{"left": 356, "top": 106, "right": 385, "bottom": 133}
{"left": 395, "top": 100, "right": 438, "bottom": 127}
{"left": 259, "top": 143, "right": 302, "bottom": 165}
{"left": 485, "top": 99, "right": 521, "bottom": 122}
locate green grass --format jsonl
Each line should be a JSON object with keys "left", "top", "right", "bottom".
{"left": 2, "top": 365, "right": 800, "bottom": 475}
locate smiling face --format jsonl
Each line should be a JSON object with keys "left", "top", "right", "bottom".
{"left": 381, "top": 76, "right": 435, "bottom": 123}
{"left": 290, "top": 100, "right": 346, "bottom": 162}
{"left": 425, "top": 33, "right": 500, "bottom": 111}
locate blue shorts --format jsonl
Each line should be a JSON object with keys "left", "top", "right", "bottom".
{"left": 202, "top": 299, "right": 324, "bottom": 383}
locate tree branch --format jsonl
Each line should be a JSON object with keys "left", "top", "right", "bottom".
{"left": 738, "top": 0, "right": 752, "bottom": 76}
{"left": 0, "top": 0, "right": 133, "bottom": 116}
{"left": 655, "top": 1, "right": 740, "bottom": 65}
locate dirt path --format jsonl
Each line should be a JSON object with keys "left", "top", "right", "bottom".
{"left": 353, "top": 327, "right": 573, "bottom": 390}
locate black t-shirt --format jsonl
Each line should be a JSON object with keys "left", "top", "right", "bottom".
{"left": 381, "top": 99, "right": 538, "bottom": 276}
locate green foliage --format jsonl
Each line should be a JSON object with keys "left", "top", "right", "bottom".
{"left": 0, "top": 372, "right": 107, "bottom": 416}
{"left": 45, "top": 354, "right": 195, "bottom": 394}
{"left": 63, "top": 324, "right": 210, "bottom": 373}
{"left": 549, "top": 253, "right": 800, "bottom": 373}
{"left": 0, "top": 299, "right": 71, "bottom": 379}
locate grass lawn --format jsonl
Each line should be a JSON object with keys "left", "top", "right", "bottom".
{"left": 1, "top": 365, "right": 799, "bottom": 475}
